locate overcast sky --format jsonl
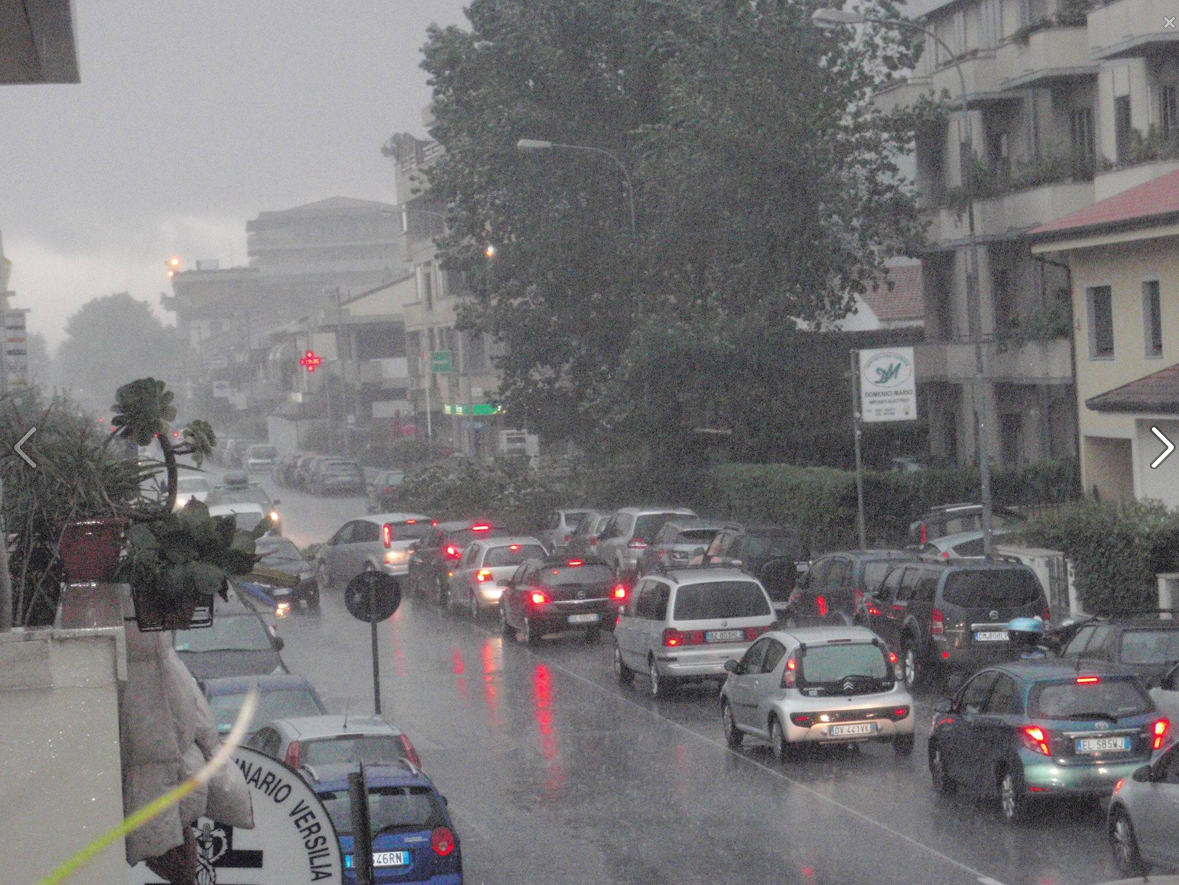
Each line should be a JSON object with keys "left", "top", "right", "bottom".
{"left": 0, "top": 0, "right": 467, "bottom": 347}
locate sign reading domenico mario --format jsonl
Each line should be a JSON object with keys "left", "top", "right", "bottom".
{"left": 129, "top": 746, "right": 343, "bottom": 885}
{"left": 858, "top": 347, "right": 918, "bottom": 424}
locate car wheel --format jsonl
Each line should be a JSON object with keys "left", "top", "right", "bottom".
{"left": 929, "top": 743, "right": 956, "bottom": 795}
{"left": 499, "top": 603, "right": 513, "bottom": 637}
{"left": 893, "top": 733, "right": 915, "bottom": 757}
{"left": 614, "top": 643, "right": 634, "bottom": 686}
{"left": 901, "top": 637, "right": 922, "bottom": 689}
{"left": 314, "top": 560, "right": 330, "bottom": 595}
{"left": 521, "top": 617, "right": 540, "bottom": 646}
{"left": 648, "top": 658, "right": 674, "bottom": 699}
{"left": 1110, "top": 807, "right": 1149, "bottom": 876}
{"left": 998, "top": 767, "right": 1028, "bottom": 823}
{"left": 469, "top": 594, "right": 480, "bottom": 621}
{"left": 722, "top": 701, "right": 743, "bottom": 748}
{"left": 770, "top": 716, "right": 792, "bottom": 763}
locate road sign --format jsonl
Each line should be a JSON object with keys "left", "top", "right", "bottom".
{"left": 858, "top": 347, "right": 918, "bottom": 423}
{"left": 344, "top": 572, "right": 402, "bottom": 623}
{"left": 430, "top": 350, "right": 452, "bottom": 373}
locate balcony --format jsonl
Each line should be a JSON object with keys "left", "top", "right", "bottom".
{"left": 924, "top": 178, "right": 1094, "bottom": 244}
{"left": 929, "top": 50, "right": 1009, "bottom": 105}
{"left": 916, "top": 338, "right": 1073, "bottom": 384}
{"left": 871, "top": 76, "right": 934, "bottom": 115}
{"left": 1089, "top": 0, "right": 1179, "bottom": 58}
{"left": 996, "top": 27, "right": 1096, "bottom": 89}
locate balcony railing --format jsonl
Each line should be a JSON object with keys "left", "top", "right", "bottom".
{"left": 915, "top": 337, "right": 1073, "bottom": 383}
{"left": 1088, "top": 0, "right": 1179, "bottom": 57}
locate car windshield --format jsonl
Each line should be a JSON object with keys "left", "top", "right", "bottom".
{"left": 744, "top": 533, "right": 805, "bottom": 562}
{"left": 485, "top": 544, "right": 546, "bottom": 567}
{"left": 673, "top": 581, "right": 770, "bottom": 620}
{"left": 1119, "top": 628, "right": 1179, "bottom": 665}
{"left": 248, "top": 445, "right": 277, "bottom": 459}
{"left": 542, "top": 563, "right": 613, "bottom": 585}
{"left": 564, "top": 511, "right": 592, "bottom": 530}
{"left": 207, "top": 689, "right": 322, "bottom": 733}
{"left": 209, "top": 485, "right": 271, "bottom": 507}
{"left": 176, "top": 476, "right": 210, "bottom": 494}
{"left": 256, "top": 539, "right": 306, "bottom": 572}
{"left": 673, "top": 529, "right": 720, "bottom": 545}
{"left": 941, "top": 570, "right": 1043, "bottom": 608}
{"left": 301, "top": 735, "right": 409, "bottom": 766}
{"left": 174, "top": 616, "right": 273, "bottom": 653}
{"left": 634, "top": 513, "right": 688, "bottom": 540}
{"left": 320, "top": 786, "right": 444, "bottom": 837}
{"left": 451, "top": 527, "right": 507, "bottom": 546}
{"left": 1030, "top": 679, "right": 1152, "bottom": 719}
{"left": 799, "top": 643, "right": 889, "bottom": 684}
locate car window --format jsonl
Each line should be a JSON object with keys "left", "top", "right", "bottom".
{"left": 1119, "top": 628, "right": 1179, "bottom": 665}
{"left": 983, "top": 674, "right": 1021, "bottom": 715}
{"left": 672, "top": 581, "right": 770, "bottom": 620}
{"left": 208, "top": 485, "right": 271, "bottom": 507}
{"left": 941, "top": 569, "right": 1043, "bottom": 608}
{"left": 247, "top": 727, "right": 282, "bottom": 757}
{"left": 677, "top": 528, "right": 720, "bottom": 546}
{"left": 707, "top": 531, "right": 732, "bottom": 558}
{"left": 320, "top": 785, "right": 445, "bottom": 838}
{"left": 177, "top": 476, "right": 211, "bottom": 493}
{"left": 1079, "top": 625, "right": 1113, "bottom": 660}
{"left": 1030, "top": 679, "right": 1152, "bottom": 719}
{"left": 913, "top": 572, "right": 939, "bottom": 604}
{"left": 352, "top": 522, "right": 381, "bottom": 544}
{"left": 799, "top": 643, "right": 889, "bottom": 685}
{"left": 957, "top": 670, "right": 999, "bottom": 715}
{"left": 861, "top": 560, "right": 895, "bottom": 593}
{"left": 461, "top": 544, "right": 481, "bottom": 568}
{"left": 826, "top": 558, "right": 853, "bottom": 590}
{"left": 331, "top": 523, "right": 356, "bottom": 546}
{"left": 1164, "top": 663, "right": 1179, "bottom": 692}
{"left": 544, "top": 511, "right": 561, "bottom": 531}
{"left": 762, "top": 639, "right": 788, "bottom": 673}
{"left": 878, "top": 567, "right": 904, "bottom": 602}
{"left": 255, "top": 539, "right": 307, "bottom": 572}
{"left": 805, "top": 558, "right": 831, "bottom": 590}
{"left": 386, "top": 520, "right": 430, "bottom": 542}
{"left": 744, "top": 532, "right": 805, "bottom": 563}
{"left": 654, "top": 525, "right": 677, "bottom": 545}
{"left": 174, "top": 615, "right": 273, "bottom": 653}
{"left": 1157, "top": 743, "right": 1179, "bottom": 785}
{"left": 1063, "top": 624, "right": 1097, "bottom": 657}
{"left": 485, "top": 544, "right": 547, "bottom": 567}
{"left": 301, "top": 735, "right": 410, "bottom": 766}
{"left": 639, "top": 583, "right": 670, "bottom": 620}
{"left": 952, "top": 537, "right": 985, "bottom": 557}
{"left": 896, "top": 568, "right": 921, "bottom": 602}
{"left": 207, "top": 689, "right": 323, "bottom": 734}
{"left": 634, "top": 513, "right": 681, "bottom": 541}
{"left": 740, "top": 638, "right": 770, "bottom": 672}
{"left": 541, "top": 563, "right": 613, "bottom": 585}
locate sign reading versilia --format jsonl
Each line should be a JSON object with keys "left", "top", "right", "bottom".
{"left": 129, "top": 746, "right": 343, "bottom": 885}
{"left": 858, "top": 346, "right": 918, "bottom": 423}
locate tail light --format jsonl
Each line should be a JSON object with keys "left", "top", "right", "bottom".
{"left": 399, "top": 733, "right": 421, "bottom": 768}
{"left": 662, "top": 628, "right": 705, "bottom": 647}
{"left": 888, "top": 651, "right": 902, "bottom": 681}
{"left": 889, "top": 706, "right": 910, "bottom": 721}
{"left": 382, "top": 486, "right": 395, "bottom": 495}
{"left": 919, "top": 523, "right": 927, "bottom": 545}
{"left": 567, "top": 559, "right": 583, "bottom": 567}
{"left": 1042, "top": 606, "right": 1051, "bottom": 622}
{"left": 866, "top": 601, "right": 882, "bottom": 617}
{"left": 382, "top": 523, "right": 393, "bottom": 548}
{"left": 530, "top": 590, "right": 550, "bottom": 606}
{"left": 283, "top": 741, "right": 301, "bottom": 768}
{"left": 1019, "top": 725, "right": 1052, "bottom": 755}
{"left": 564, "top": 534, "right": 572, "bottom": 543}
{"left": 445, "top": 544, "right": 461, "bottom": 560}
{"left": 744, "top": 626, "right": 770, "bottom": 641}
{"left": 611, "top": 584, "right": 627, "bottom": 600}
{"left": 590, "top": 537, "right": 599, "bottom": 546}
{"left": 472, "top": 523, "right": 491, "bottom": 532}
{"left": 930, "top": 608, "right": 945, "bottom": 636}
{"left": 476, "top": 569, "right": 493, "bottom": 583}
{"left": 816, "top": 595, "right": 828, "bottom": 617}
{"left": 508, "top": 544, "right": 520, "bottom": 551}
{"left": 627, "top": 538, "right": 647, "bottom": 549}
{"left": 1153, "top": 718, "right": 1170, "bottom": 750}
{"left": 431, "top": 826, "right": 456, "bottom": 857}
{"left": 790, "top": 712, "right": 813, "bottom": 726}
{"left": 781, "top": 655, "right": 798, "bottom": 688}
{"left": 1075, "top": 675, "right": 1100, "bottom": 684}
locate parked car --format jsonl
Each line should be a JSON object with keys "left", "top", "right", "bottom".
{"left": 928, "top": 662, "right": 1168, "bottom": 822}
{"left": 207, "top": 471, "right": 281, "bottom": 534}
{"left": 1108, "top": 738, "right": 1179, "bottom": 876}
{"left": 366, "top": 469, "right": 406, "bottom": 513}
{"left": 173, "top": 595, "right": 287, "bottom": 680}
{"left": 223, "top": 438, "right": 261, "bottom": 470}
{"left": 315, "top": 513, "right": 434, "bottom": 593}
{"left": 537, "top": 509, "right": 600, "bottom": 554}
{"left": 310, "top": 459, "right": 366, "bottom": 496}
{"left": 245, "top": 443, "right": 278, "bottom": 472}
{"left": 293, "top": 454, "right": 322, "bottom": 488}
{"left": 239, "top": 535, "right": 318, "bottom": 612}
{"left": 1150, "top": 661, "right": 1179, "bottom": 722}
{"left": 859, "top": 558, "right": 1050, "bottom": 689}
{"left": 202, "top": 674, "right": 326, "bottom": 737}
{"left": 920, "top": 528, "right": 1015, "bottom": 560}
{"left": 695, "top": 523, "right": 811, "bottom": 607}
{"left": 446, "top": 536, "right": 548, "bottom": 619}
{"left": 565, "top": 513, "right": 612, "bottom": 561}
{"left": 307, "top": 761, "right": 461, "bottom": 884}
{"left": 636, "top": 518, "right": 727, "bottom": 576}
{"left": 173, "top": 473, "right": 211, "bottom": 509}
{"left": 596, "top": 506, "right": 698, "bottom": 580}
{"left": 408, "top": 520, "right": 511, "bottom": 605}
{"left": 1058, "top": 613, "right": 1179, "bottom": 688}
{"left": 613, "top": 567, "right": 776, "bottom": 698}
{"left": 908, "top": 502, "right": 1026, "bottom": 546}
{"left": 499, "top": 556, "right": 617, "bottom": 644}
{"left": 247, "top": 714, "right": 421, "bottom": 770}
{"left": 720, "top": 625, "right": 915, "bottom": 760}
{"left": 274, "top": 452, "right": 304, "bottom": 487}
{"left": 785, "top": 549, "right": 913, "bottom": 624}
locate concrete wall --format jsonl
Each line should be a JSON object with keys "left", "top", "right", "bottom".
{"left": 1084, "top": 435, "right": 1135, "bottom": 502}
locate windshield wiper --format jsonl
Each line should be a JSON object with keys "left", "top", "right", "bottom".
{"left": 372, "top": 824, "right": 418, "bottom": 839}
{"left": 1065, "top": 711, "right": 1119, "bottom": 722}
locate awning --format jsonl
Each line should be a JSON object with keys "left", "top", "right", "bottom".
{"left": 1086, "top": 362, "right": 1179, "bottom": 414}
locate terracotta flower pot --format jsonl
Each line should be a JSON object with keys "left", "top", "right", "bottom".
{"left": 59, "top": 519, "right": 125, "bottom": 582}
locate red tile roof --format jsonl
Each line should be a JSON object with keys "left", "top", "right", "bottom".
{"left": 1031, "top": 168, "right": 1179, "bottom": 240}
{"left": 864, "top": 264, "right": 923, "bottom": 322}
{"left": 1085, "top": 361, "right": 1179, "bottom": 415}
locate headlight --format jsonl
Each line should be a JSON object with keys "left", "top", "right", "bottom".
{"left": 269, "top": 510, "right": 280, "bottom": 523}
{"left": 276, "top": 601, "right": 291, "bottom": 619}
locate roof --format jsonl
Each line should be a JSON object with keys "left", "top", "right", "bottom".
{"left": 616, "top": 506, "right": 697, "bottom": 516}
{"left": 663, "top": 518, "right": 729, "bottom": 532}
{"left": 862, "top": 264, "right": 924, "bottom": 322}
{"left": 277, "top": 715, "right": 402, "bottom": 739}
{"left": 361, "top": 512, "right": 433, "bottom": 525}
{"left": 303, "top": 761, "right": 428, "bottom": 790}
{"left": 201, "top": 674, "right": 317, "bottom": 696}
{"left": 260, "top": 196, "right": 397, "bottom": 217}
{"left": 1085, "top": 362, "right": 1179, "bottom": 415}
{"left": 481, "top": 535, "right": 545, "bottom": 548}
{"left": 994, "top": 660, "right": 1141, "bottom": 681}
{"left": 661, "top": 567, "right": 758, "bottom": 584}
{"left": 774, "top": 625, "right": 879, "bottom": 645}
{"left": 1030, "top": 168, "right": 1179, "bottom": 242}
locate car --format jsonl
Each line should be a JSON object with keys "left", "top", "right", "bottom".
{"left": 1058, "top": 613, "right": 1179, "bottom": 689}
{"left": 172, "top": 473, "right": 211, "bottom": 509}
{"left": 595, "top": 506, "right": 698, "bottom": 581}
{"left": 858, "top": 558, "right": 1050, "bottom": 689}
{"left": 366, "top": 469, "right": 407, "bottom": 513}
{"left": 694, "top": 523, "right": 811, "bottom": 607}
{"left": 247, "top": 714, "right": 421, "bottom": 770}
{"left": 408, "top": 520, "right": 511, "bottom": 605}
{"left": 1150, "top": 661, "right": 1179, "bottom": 721}
{"left": 719, "top": 626, "right": 915, "bottom": 760}
{"left": 311, "top": 459, "right": 367, "bottom": 496}
{"left": 173, "top": 596, "right": 288, "bottom": 680}
{"left": 273, "top": 452, "right": 304, "bottom": 487}
{"left": 908, "top": 502, "right": 1026, "bottom": 546}
{"left": 920, "top": 528, "right": 1015, "bottom": 560}
{"left": 446, "top": 536, "right": 548, "bottom": 619}
{"left": 245, "top": 443, "right": 278, "bottom": 472}
{"left": 238, "top": 535, "right": 319, "bottom": 612}
{"left": 293, "top": 454, "right": 322, "bottom": 488}
{"left": 209, "top": 501, "right": 270, "bottom": 535}
{"left": 223, "top": 438, "right": 261, "bottom": 469}
{"left": 612, "top": 567, "right": 777, "bottom": 698}
{"left": 315, "top": 513, "right": 434, "bottom": 593}
{"left": 201, "top": 674, "right": 326, "bottom": 737}
{"left": 537, "top": 508, "right": 601, "bottom": 554}
{"left": 564, "top": 513, "right": 612, "bottom": 561}
{"left": 1108, "top": 738, "right": 1179, "bottom": 876}
{"left": 636, "top": 518, "right": 727, "bottom": 576}
{"left": 928, "top": 662, "right": 1169, "bottom": 823}
{"left": 207, "top": 472, "right": 281, "bottom": 534}
{"left": 499, "top": 555, "right": 618, "bottom": 644}
{"left": 784, "top": 549, "right": 913, "bottom": 624}
{"left": 305, "top": 761, "right": 462, "bottom": 885}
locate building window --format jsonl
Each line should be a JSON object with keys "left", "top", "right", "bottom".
{"left": 1115, "top": 96, "right": 1132, "bottom": 165}
{"left": 992, "top": 268, "right": 1014, "bottom": 329}
{"left": 419, "top": 263, "right": 434, "bottom": 311}
{"left": 1163, "top": 85, "right": 1179, "bottom": 137}
{"left": 1069, "top": 108, "right": 1095, "bottom": 163}
{"left": 1000, "top": 413, "right": 1023, "bottom": 467}
{"left": 1143, "top": 280, "right": 1163, "bottom": 357}
{"left": 1087, "top": 285, "right": 1114, "bottom": 359}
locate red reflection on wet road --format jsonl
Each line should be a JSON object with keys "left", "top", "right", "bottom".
{"left": 452, "top": 647, "right": 469, "bottom": 702}
{"left": 532, "top": 662, "right": 562, "bottom": 795}
{"left": 480, "top": 638, "right": 502, "bottom": 727}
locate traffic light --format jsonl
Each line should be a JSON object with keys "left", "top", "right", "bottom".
{"left": 165, "top": 257, "right": 182, "bottom": 279}
{"left": 299, "top": 350, "right": 323, "bottom": 373}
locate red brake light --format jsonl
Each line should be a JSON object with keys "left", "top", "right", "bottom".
{"left": 472, "top": 523, "right": 491, "bottom": 532}
{"left": 611, "top": 584, "right": 627, "bottom": 600}
{"left": 663, "top": 628, "right": 681, "bottom": 647}
{"left": 476, "top": 569, "right": 493, "bottom": 583}
{"left": 406, "top": 519, "right": 417, "bottom": 524}
{"left": 1042, "top": 606, "right": 1051, "bottom": 622}
{"left": 431, "top": 520, "right": 438, "bottom": 526}
{"left": 1153, "top": 718, "right": 1170, "bottom": 750}
{"left": 852, "top": 588, "right": 864, "bottom": 607}
{"left": 919, "top": 523, "right": 927, "bottom": 545}
{"left": 781, "top": 655, "right": 798, "bottom": 688}
{"left": 627, "top": 538, "right": 647, "bottom": 549}
{"left": 431, "top": 826, "right": 456, "bottom": 857}
{"left": 567, "top": 559, "right": 583, "bottom": 567}
{"left": 509, "top": 544, "right": 520, "bottom": 551}
{"left": 445, "top": 545, "right": 461, "bottom": 559}
{"left": 1075, "top": 676, "right": 1100, "bottom": 684}
{"left": 1020, "top": 725, "right": 1052, "bottom": 755}
{"left": 283, "top": 741, "right": 300, "bottom": 768}
{"left": 931, "top": 608, "right": 945, "bottom": 635}
{"left": 816, "top": 595, "right": 828, "bottom": 617}
{"left": 888, "top": 652, "right": 898, "bottom": 664}
{"left": 382, "top": 523, "right": 393, "bottom": 548}
{"left": 866, "top": 603, "right": 881, "bottom": 616}
{"left": 530, "top": 590, "right": 549, "bottom": 606}
{"left": 891, "top": 706, "right": 910, "bottom": 720}
{"left": 399, "top": 733, "right": 421, "bottom": 768}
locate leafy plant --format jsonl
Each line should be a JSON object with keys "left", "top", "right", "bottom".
{"left": 997, "top": 287, "right": 1073, "bottom": 350}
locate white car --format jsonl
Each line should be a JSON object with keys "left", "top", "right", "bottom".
{"left": 446, "top": 536, "right": 548, "bottom": 619}
{"left": 208, "top": 502, "right": 268, "bottom": 534}
{"left": 173, "top": 474, "right": 211, "bottom": 510}
{"left": 315, "top": 513, "right": 433, "bottom": 592}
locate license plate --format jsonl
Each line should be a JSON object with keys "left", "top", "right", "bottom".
{"left": 973, "top": 631, "right": 1009, "bottom": 642}
{"left": 706, "top": 629, "right": 744, "bottom": 642}
{"left": 345, "top": 851, "right": 410, "bottom": 869}
{"left": 830, "top": 723, "right": 875, "bottom": 737}
{"left": 1076, "top": 736, "right": 1130, "bottom": 753}
{"left": 568, "top": 613, "right": 599, "bottom": 624}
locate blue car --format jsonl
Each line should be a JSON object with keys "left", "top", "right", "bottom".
{"left": 929, "top": 661, "right": 1169, "bottom": 823}
{"left": 305, "top": 761, "right": 462, "bottom": 885}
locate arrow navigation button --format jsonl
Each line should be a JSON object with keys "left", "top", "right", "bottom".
{"left": 1151, "top": 426, "right": 1174, "bottom": 469}
{"left": 13, "top": 427, "right": 36, "bottom": 468}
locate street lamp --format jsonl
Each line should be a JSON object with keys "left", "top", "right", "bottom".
{"left": 812, "top": 7, "right": 996, "bottom": 556}
{"left": 515, "top": 138, "right": 637, "bottom": 235}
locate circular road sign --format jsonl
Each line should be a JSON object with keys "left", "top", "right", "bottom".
{"left": 344, "top": 571, "right": 402, "bottom": 623}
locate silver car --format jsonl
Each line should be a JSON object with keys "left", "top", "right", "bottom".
{"left": 315, "top": 512, "right": 433, "bottom": 592}
{"left": 538, "top": 509, "right": 600, "bottom": 554}
{"left": 446, "top": 536, "right": 548, "bottom": 619}
{"left": 612, "top": 568, "right": 776, "bottom": 698}
{"left": 596, "top": 506, "right": 697, "bottom": 579}
{"left": 719, "top": 626, "right": 915, "bottom": 761}
{"left": 1108, "top": 739, "right": 1179, "bottom": 876}
{"left": 247, "top": 714, "right": 421, "bottom": 770}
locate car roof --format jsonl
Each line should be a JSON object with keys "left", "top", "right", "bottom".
{"left": 662, "top": 518, "right": 728, "bottom": 532}
{"left": 202, "top": 674, "right": 317, "bottom": 696}
{"left": 208, "top": 502, "right": 265, "bottom": 515}
{"left": 483, "top": 535, "right": 546, "bottom": 548}
{"left": 992, "top": 660, "right": 1141, "bottom": 683}
{"left": 615, "top": 506, "right": 697, "bottom": 516}
{"left": 823, "top": 549, "right": 912, "bottom": 560}
{"left": 270, "top": 714, "right": 402, "bottom": 739}
{"left": 537, "top": 554, "right": 611, "bottom": 568}
{"left": 657, "top": 567, "right": 760, "bottom": 585}
{"left": 932, "top": 528, "right": 1015, "bottom": 547}
{"left": 361, "top": 513, "right": 433, "bottom": 525}
{"left": 771, "top": 625, "right": 880, "bottom": 645}
{"left": 304, "top": 762, "right": 431, "bottom": 792}
{"left": 556, "top": 507, "right": 598, "bottom": 515}
{"left": 437, "top": 519, "right": 504, "bottom": 532}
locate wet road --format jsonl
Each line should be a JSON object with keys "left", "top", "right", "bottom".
{"left": 230, "top": 466, "right": 1122, "bottom": 885}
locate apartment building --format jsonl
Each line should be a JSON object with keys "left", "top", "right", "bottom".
{"left": 874, "top": 0, "right": 1179, "bottom": 466}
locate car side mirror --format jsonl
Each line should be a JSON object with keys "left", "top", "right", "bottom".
{"left": 1132, "top": 763, "right": 1154, "bottom": 783}
{"left": 724, "top": 659, "right": 742, "bottom": 674}
{"left": 272, "top": 636, "right": 285, "bottom": 651}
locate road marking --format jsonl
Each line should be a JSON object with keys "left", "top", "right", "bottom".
{"left": 14, "top": 426, "right": 36, "bottom": 467}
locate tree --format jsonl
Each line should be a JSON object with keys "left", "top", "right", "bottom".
{"left": 55, "top": 293, "right": 180, "bottom": 414}
{"left": 24, "top": 332, "right": 53, "bottom": 389}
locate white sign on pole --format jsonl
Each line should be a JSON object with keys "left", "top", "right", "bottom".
{"left": 858, "top": 347, "right": 918, "bottom": 423}
{"left": 129, "top": 746, "right": 343, "bottom": 885}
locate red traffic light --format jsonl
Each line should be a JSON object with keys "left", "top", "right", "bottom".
{"left": 299, "top": 350, "right": 323, "bottom": 373}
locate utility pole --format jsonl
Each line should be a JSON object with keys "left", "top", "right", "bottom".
{"left": 0, "top": 474, "right": 11, "bottom": 631}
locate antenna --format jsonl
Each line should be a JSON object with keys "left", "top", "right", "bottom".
{"left": 343, "top": 697, "right": 352, "bottom": 731}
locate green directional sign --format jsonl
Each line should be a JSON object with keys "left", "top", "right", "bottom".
{"left": 430, "top": 350, "right": 452, "bottom": 373}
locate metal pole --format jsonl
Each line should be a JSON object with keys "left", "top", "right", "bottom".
{"left": 0, "top": 474, "right": 12, "bottom": 631}
{"left": 424, "top": 354, "right": 433, "bottom": 441}
{"left": 348, "top": 764, "right": 375, "bottom": 885}
{"left": 369, "top": 582, "right": 381, "bottom": 715}
{"left": 851, "top": 350, "right": 868, "bottom": 550}
{"left": 335, "top": 290, "right": 351, "bottom": 458}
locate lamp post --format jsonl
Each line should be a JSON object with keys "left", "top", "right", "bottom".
{"left": 516, "top": 138, "right": 637, "bottom": 235}
{"left": 812, "top": 8, "right": 994, "bottom": 557}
